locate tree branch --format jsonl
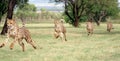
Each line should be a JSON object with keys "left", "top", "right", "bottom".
{"left": 64, "top": 0, "right": 74, "bottom": 21}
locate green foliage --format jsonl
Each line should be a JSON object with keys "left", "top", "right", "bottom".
{"left": 0, "top": 0, "right": 28, "bottom": 21}
{"left": 54, "top": 0, "right": 119, "bottom": 26}
{"left": 64, "top": 14, "right": 87, "bottom": 25}
{"left": 0, "top": 0, "right": 8, "bottom": 20}
{"left": 85, "top": 0, "right": 119, "bottom": 22}
{"left": 80, "top": 16, "right": 88, "bottom": 22}
{"left": 16, "top": 3, "right": 37, "bottom": 19}
{"left": 16, "top": 0, "right": 28, "bottom": 6}
{"left": 40, "top": 8, "right": 63, "bottom": 19}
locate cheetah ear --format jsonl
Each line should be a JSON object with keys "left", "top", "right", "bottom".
{"left": 12, "top": 19, "right": 15, "bottom": 21}
{"left": 54, "top": 20, "right": 57, "bottom": 24}
{"left": 60, "top": 20, "right": 63, "bottom": 23}
{"left": 7, "top": 18, "right": 9, "bottom": 21}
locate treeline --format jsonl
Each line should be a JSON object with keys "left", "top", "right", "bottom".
{"left": 52, "top": 0, "right": 119, "bottom": 27}
{"left": 15, "top": 7, "right": 63, "bottom": 23}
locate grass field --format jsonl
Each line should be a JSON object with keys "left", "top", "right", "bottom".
{"left": 0, "top": 22, "right": 120, "bottom": 61}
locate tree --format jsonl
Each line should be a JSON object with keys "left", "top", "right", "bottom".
{"left": 52, "top": 0, "right": 119, "bottom": 27}
{"left": 40, "top": 8, "right": 48, "bottom": 19}
{"left": 0, "top": 0, "right": 8, "bottom": 22}
{"left": 1, "top": 0, "right": 17, "bottom": 35}
{"left": 16, "top": 3, "right": 37, "bottom": 25}
{"left": 1, "top": 0, "right": 28, "bottom": 35}
{"left": 85, "top": 0, "right": 119, "bottom": 26}
{"left": 52, "top": 0, "right": 89, "bottom": 27}
{"left": 55, "top": 0, "right": 87, "bottom": 27}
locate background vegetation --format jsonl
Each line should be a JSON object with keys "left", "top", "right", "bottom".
{"left": 51, "top": 0, "right": 119, "bottom": 27}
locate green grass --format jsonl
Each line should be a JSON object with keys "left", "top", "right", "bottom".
{"left": 0, "top": 22, "right": 120, "bottom": 61}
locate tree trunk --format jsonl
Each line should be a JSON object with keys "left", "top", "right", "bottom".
{"left": 73, "top": 3, "right": 79, "bottom": 27}
{"left": 20, "top": 17, "right": 25, "bottom": 26}
{"left": 0, "top": 17, "right": 2, "bottom": 22}
{"left": 0, "top": 19, "right": 7, "bottom": 35}
{"left": 94, "top": 19, "right": 100, "bottom": 26}
{"left": 93, "top": 13, "right": 100, "bottom": 26}
{"left": 74, "top": 18, "right": 79, "bottom": 27}
{"left": 1, "top": 0, "right": 16, "bottom": 35}
{"left": 97, "top": 16, "right": 104, "bottom": 26}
